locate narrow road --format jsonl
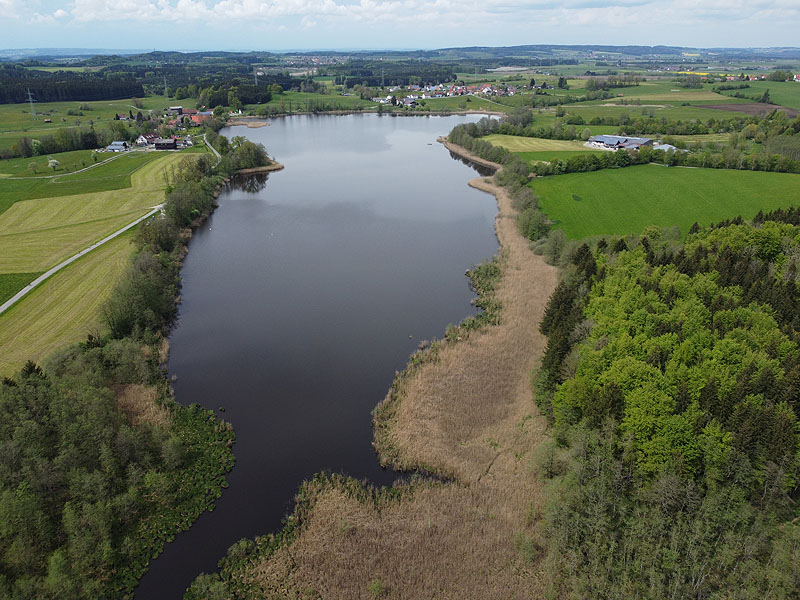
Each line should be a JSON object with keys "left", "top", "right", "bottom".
{"left": 204, "top": 133, "right": 222, "bottom": 164}
{"left": 0, "top": 204, "right": 163, "bottom": 316}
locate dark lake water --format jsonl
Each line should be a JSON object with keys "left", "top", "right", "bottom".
{"left": 134, "top": 113, "right": 499, "bottom": 599}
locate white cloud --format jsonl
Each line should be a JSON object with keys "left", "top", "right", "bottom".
{"left": 5, "top": 0, "right": 799, "bottom": 46}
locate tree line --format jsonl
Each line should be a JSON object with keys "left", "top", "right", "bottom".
{"left": 0, "top": 66, "right": 143, "bottom": 104}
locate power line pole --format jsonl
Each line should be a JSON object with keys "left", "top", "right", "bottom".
{"left": 26, "top": 88, "right": 37, "bottom": 120}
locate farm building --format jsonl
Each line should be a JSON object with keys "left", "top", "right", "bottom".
{"left": 653, "top": 143, "right": 688, "bottom": 153}
{"left": 135, "top": 133, "right": 159, "bottom": 146}
{"left": 154, "top": 138, "right": 177, "bottom": 150}
{"left": 589, "top": 135, "right": 654, "bottom": 150}
{"left": 105, "top": 141, "right": 130, "bottom": 152}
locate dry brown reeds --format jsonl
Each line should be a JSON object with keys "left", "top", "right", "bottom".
{"left": 114, "top": 383, "right": 171, "bottom": 428}
{"left": 240, "top": 142, "right": 559, "bottom": 599}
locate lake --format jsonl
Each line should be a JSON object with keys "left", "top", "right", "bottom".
{"left": 134, "top": 113, "right": 499, "bottom": 598}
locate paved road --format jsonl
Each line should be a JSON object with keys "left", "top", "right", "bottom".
{"left": 1, "top": 140, "right": 216, "bottom": 316}
{"left": 0, "top": 204, "right": 163, "bottom": 317}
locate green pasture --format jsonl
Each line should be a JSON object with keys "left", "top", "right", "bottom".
{"left": 0, "top": 152, "right": 186, "bottom": 271}
{"left": 561, "top": 103, "right": 759, "bottom": 122}
{"left": 534, "top": 164, "right": 800, "bottom": 239}
{"left": 718, "top": 80, "right": 800, "bottom": 110}
{"left": 0, "top": 149, "right": 106, "bottom": 177}
{"left": 484, "top": 134, "right": 602, "bottom": 153}
{"left": 0, "top": 272, "right": 42, "bottom": 305}
{"left": 0, "top": 232, "right": 135, "bottom": 377}
{"left": 0, "top": 151, "right": 168, "bottom": 214}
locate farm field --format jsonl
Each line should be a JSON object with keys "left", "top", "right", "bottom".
{"left": 564, "top": 102, "right": 759, "bottom": 121}
{"left": 0, "top": 149, "right": 98, "bottom": 176}
{"left": 0, "top": 151, "right": 187, "bottom": 272}
{"left": 0, "top": 272, "right": 41, "bottom": 305}
{"left": 718, "top": 80, "right": 800, "bottom": 111}
{"left": 0, "top": 232, "right": 134, "bottom": 377}
{"left": 535, "top": 164, "right": 800, "bottom": 239}
{"left": 484, "top": 134, "right": 602, "bottom": 153}
{"left": 0, "top": 151, "right": 173, "bottom": 214}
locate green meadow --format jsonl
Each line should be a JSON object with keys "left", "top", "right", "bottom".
{"left": 534, "top": 164, "right": 800, "bottom": 239}
{"left": 0, "top": 151, "right": 167, "bottom": 213}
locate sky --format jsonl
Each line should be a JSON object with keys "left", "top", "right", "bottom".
{"left": 1, "top": 0, "right": 799, "bottom": 52}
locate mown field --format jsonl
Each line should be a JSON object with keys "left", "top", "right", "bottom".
{"left": 535, "top": 164, "right": 800, "bottom": 239}
{"left": 0, "top": 151, "right": 167, "bottom": 212}
{"left": 484, "top": 134, "right": 602, "bottom": 153}
{"left": 0, "top": 232, "right": 134, "bottom": 376}
{"left": 485, "top": 133, "right": 604, "bottom": 161}
{"left": 0, "top": 151, "right": 187, "bottom": 271}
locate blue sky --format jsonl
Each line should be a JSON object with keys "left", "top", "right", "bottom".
{"left": 1, "top": 0, "right": 799, "bottom": 52}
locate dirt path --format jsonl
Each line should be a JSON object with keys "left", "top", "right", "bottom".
{"left": 240, "top": 143, "right": 558, "bottom": 599}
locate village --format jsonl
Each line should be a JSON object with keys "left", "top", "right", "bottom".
{"left": 372, "top": 81, "right": 537, "bottom": 107}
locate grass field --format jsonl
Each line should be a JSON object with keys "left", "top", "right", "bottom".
{"left": 0, "top": 232, "right": 134, "bottom": 377}
{"left": 484, "top": 134, "right": 602, "bottom": 153}
{"left": 535, "top": 164, "right": 800, "bottom": 239}
{"left": 0, "top": 151, "right": 172, "bottom": 214}
{"left": 0, "top": 149, "right": 99, "bottom": 177}
{"left": 0, "top": 151, "right": 186, "bottom": 272}
{"left": 0, "top": 272, "right": 42, "bottom": 304}
{"left": 0, "top": 94, "right": 187, "bottom": 150}
{"left": 718, "top": 80, "right": 800, "bottom": 110}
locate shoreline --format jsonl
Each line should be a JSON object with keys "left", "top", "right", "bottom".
{"left": 225, "top": 108, "right": 505, "bottom": 123}
{"left": 230, "top": 139, "right": 559, "bottom": 597}
{"left": 235, "top": 162, "right": 285, "bottom": 175}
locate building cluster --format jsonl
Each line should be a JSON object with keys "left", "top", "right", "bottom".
{"left": 373, "top": 82, "right": 520, "bottom": 106}
{"left": 588, "top": 135, "right": 686, "bottom": 153}
{"left": 166, "top": 106, "right": 214, "bottom": 127}
{"left": 102, "top": 134, "right": 192, "bottom": 152}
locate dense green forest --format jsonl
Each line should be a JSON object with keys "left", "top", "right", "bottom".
{"left": 0, "top": 65, "right": 143, "bottom": 104}
{"left": 0, "top": 136, "right": 271, "bottom": 599}
{"left": 533, "top": 215, "right": 800, "bottom": 598}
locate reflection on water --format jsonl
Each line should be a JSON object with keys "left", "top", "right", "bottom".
{"left": 448, "top": 151, "right": 497, "bottom": 177}
{"left": 227, "top": 172, "right": 269, "bottom": 193}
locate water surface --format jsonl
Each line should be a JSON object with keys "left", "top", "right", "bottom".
{"left": 135, "top": 114, "right": 498, "bottom": 598}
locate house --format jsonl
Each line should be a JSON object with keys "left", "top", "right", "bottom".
{"left": 135, "top": 132, "right": 159, "bottom": 146}
{"left": 190, "top": 114, "right": 211, "bottom": 126}
{"left": 589, "top": 135, "right": 653, "bottom": 150}
{"left": 168, "top": 106, "right": 183, "bottom": 115}
{"left": 181, "top": 108, "right": 198, "bottom": 116}
{"left": 154, "top": 138, "right": 177, "bottom": 150}
{"left": 105, "top": 141, "right": 129, "bottom": 152}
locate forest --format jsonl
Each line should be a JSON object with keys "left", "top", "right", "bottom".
{"left": 532, "top": 214, "right": 800, "bottom": 598}
{"left": 0, "top": 65, "right": 143, "bottom": 104}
